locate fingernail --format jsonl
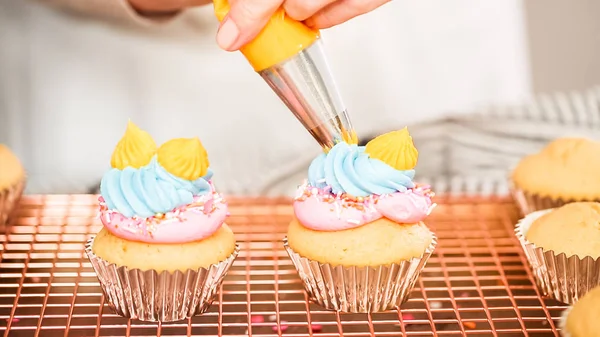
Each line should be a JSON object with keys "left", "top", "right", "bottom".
{"left": 304, "top": 18, "right": 316, "bottom": 28}
{"left": 216, "top": 18, "right": 240, "bottom": 51}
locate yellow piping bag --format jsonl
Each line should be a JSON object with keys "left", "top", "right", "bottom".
{"left": 212, "top": 0, "right": 357, "bottom": 149}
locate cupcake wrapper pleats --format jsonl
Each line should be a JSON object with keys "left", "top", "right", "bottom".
{"left": 284, "top": 235, "right": 437, "bottom": 313}
{"left": 85, "top": 237, "right": 239, "bottom": 322}
{"left": 510, "top": 186, "right": 585, "bottom": 216}
{"left": 515, "top": 210, "right": 600, "bottom": 305}
{"left": 0, "top": 179, "right": 25, "bottom": 225}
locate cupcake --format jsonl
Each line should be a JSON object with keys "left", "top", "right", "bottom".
{"left": 515, "top": 202, "right": 600, "bottom": 304}
{"left": 0, "top": 145, "right": 25, "bottom": 225}
{"left": 86, "top": 121, "right": 238, "bottom": 322}
{"left": 560, "top": 285, "right": 600, "bottom": 337}
{"left": 285, "top": 127, "right": 437, "bottom": 313}
{"left": 511, "top": 137, "right": 600, "bottom": 214}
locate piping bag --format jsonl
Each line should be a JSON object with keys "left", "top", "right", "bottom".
{"left": 212, "top": 0, "right": 358, "bottom": 150}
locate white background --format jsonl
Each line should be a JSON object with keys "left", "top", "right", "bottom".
{"left": 0, "top": 0, "right": 531, "bottom": 195}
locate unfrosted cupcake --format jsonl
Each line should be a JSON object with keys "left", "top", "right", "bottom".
{"left": 511, "top": 137, "right": 600, "bottom": 214}
{"left": 0, "top": 145, "right": 25, "bottom": 225}
{"left": 561, "top": 285, "right": 600, "bottom": 337}
{"left": 86, "top": 121, "right": 238, "bottom": 322}
{"left": 285, "top": 128, "right": 437, "bottom": 313}
{"left": 515, "top": 202, "right": 600, "bottom": 304}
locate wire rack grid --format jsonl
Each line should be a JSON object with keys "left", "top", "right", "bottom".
{"left": 0, "top": 195, "right": 568, "bottom": 337}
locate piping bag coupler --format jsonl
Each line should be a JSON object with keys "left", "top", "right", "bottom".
{"left": 212, "top": 0, "right": 358, "bottom": 150}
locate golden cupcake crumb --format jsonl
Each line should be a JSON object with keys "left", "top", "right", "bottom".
{"left": 0, "top": 145, "right": 25, "bottom": 190}
{"left": 565, "top": 285, "right": 600, "bottom": 337}
{"left": 512, "top": 138, "right": 600, "bottom": 200}
{"left": 92, "top": 224, "right": 236, "bottom": 272}
{"left": 287, "top": 217, "right": 433, "bottom": 267}
{"left": 526, "top": 202, "right": 600, "bottom": 258}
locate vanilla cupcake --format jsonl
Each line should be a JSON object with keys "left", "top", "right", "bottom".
{"left": 561, "top": 285, "right": 600, "bottom": 337}
{"left": 515, "top": 202, "right": 600, "bottom": 304}
{"left": 0, "top": 145, "right": 25, "bottom": 225}
{"left": 511, "top": 137, "right": 600, "bottom": 214}
{"left": 86, "top": 121, "right": 238, "bottom": 322}
{"left": 285, "top": 128, "right": 437, "bottom": 313}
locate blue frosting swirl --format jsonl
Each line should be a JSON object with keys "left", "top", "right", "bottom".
{"left": 308, "top": 142, "right": 415, "bottom": 197}
{"left": 100, "top": 157, "right": 212, "bottom": 218}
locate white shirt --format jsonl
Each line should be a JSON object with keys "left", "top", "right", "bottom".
{"left": 0, "top": 0, "right": 531, "bottom": 195}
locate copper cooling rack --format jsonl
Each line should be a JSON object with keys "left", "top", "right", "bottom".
{"left": 0, "top": 195, "right": 568, "bottom": 337}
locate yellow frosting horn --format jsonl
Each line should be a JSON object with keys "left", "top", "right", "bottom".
{"left": 212, "top": 0, "right": 320, "bottom": 72}
{"left": 111, "top": 121, "right": 157, "bottom": 169}
{"left": 157, "top": 138, "right": 210, "bottom": 180}
{"left": 365, "top": 127, "right": 419, "bottom": 170}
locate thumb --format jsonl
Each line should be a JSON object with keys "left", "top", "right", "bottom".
{"left": 216, "top": 0, "right": 283, "bottom": 51}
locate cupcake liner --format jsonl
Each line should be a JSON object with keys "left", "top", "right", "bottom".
{"left": 85, "top": 236, "right": 239, "bottom": 322}
{"left": 283, "top": 235, "right": 437, "bottom": 313}
{"left": 508, "top": 178, "right": 598, "bottom": 216}
{"left": 509, "top": 185, "right": 576, "bottom": 216}
{"left": 515, "top": 209, "right": 600, "bottom": 304}
{"left": 0, "top": 179, "right": 25, "bottom": 225}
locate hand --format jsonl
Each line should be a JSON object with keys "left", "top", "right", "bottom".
{"left": 128, "top": 0, "right": 211, "bottom": 15}
{"left": 216, "top": 0, "right": 391, "bottom": 51}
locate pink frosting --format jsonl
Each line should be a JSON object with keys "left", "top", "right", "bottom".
{"left": 98, "top": 192, "right": 228, "bottom": 244}
{"left": 293, "top": 184, "right": 435, "bottom": 231}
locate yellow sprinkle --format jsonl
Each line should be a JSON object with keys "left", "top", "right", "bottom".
{"left": 110, "top": 120, "right": 157, "bottom": 169}
{"left": 365, "top": 127, "right": 418, "bottom": 170}
{"left": 157, "top": 138, "right": 209, "bottom": 180}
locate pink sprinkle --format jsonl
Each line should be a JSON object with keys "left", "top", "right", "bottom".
{"left": 202, "top": 199, "right": 214, "bottom": 215}
{"left": 273, "top": 321, "right": 288, "bottom": 332}
{"left": 401, "top": 313, "right": 414, "bottom": 321}
{"left": 251, "top": 315, "right": 264, "bottom": 324}
{"left": 226, "top": 212, "right": 231, "bottom": 217}
{"left": 8, "top": 318, "right": 19, "bottom": 323}
{"left": 30, "top": 276, "right": 41, "bottom": 282}
{"left": 311, "top": 323, "right": 322, "bottom": 332}
{"left": 460, "top": 292, "right": 470, "bottom": 298}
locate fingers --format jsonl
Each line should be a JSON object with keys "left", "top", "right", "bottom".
{"left": 283, "top": 0, "right": 337, "bottom": 22}
{"left": 305, "top": 0, "right": 391, "bottom": 29}
{"left": 216, "top": 0, "right": 283, "bottom": 51}
{"left": 215, "top": 0, "right": 387, "bottom": 51}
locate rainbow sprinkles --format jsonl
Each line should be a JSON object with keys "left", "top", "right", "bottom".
{"left": 97, "top": 121, "right": 228, "bottom": 244}
{"left": 293, "top": 128, "right": 436, "bottom": 232}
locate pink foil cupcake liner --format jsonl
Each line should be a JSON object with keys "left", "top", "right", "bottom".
{"left": 515, "top": 209, "right": 600, "bottom": 304}
{"left": 85, "top": 237, "right": 239, "bottom": 322}
{"left": 0, "top": 179, "right": 25, "bottom": 225}
{"left": 283, "top": 235, "right": 437, "bottom": 313}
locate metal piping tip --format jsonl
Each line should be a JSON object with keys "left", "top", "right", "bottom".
{"left": 258, "top": 38, "right": 357, "bottom": 150}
